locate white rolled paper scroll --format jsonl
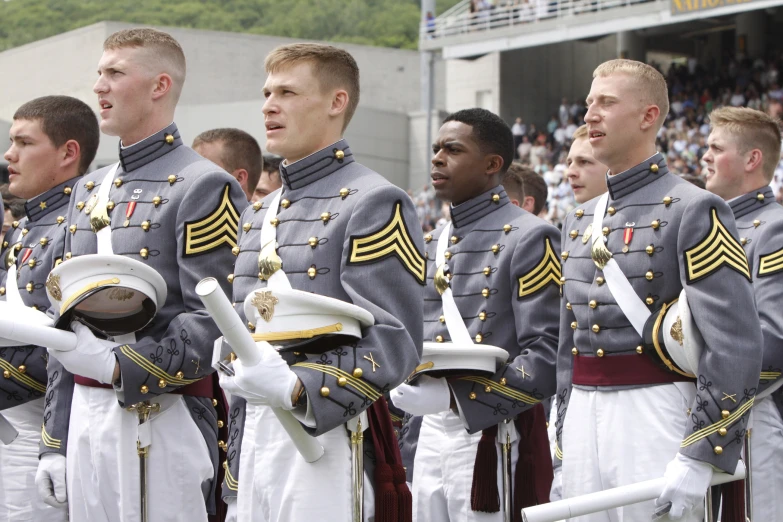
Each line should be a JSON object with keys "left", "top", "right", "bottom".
{"left": 521, "top": 461, "right": 746, "bottom": 522}
{"left": 195, "top": 277, "right": 325, "bottom": 463}
{"left": 0, "top": 316, "right": 77, "bottom": 352}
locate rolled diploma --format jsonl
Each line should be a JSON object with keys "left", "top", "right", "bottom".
{"left": 195, "top": 277, "right": 324, "bottom": 463}
{"left": 521, "top": 460, "right": 746, "bottom": 522}
{"left": 0, "top": 317, "right": 77, "bottom": 352}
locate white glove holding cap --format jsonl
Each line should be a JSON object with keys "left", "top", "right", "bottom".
{"left": 47, "top": 322, "right": 117, "bottom": 384}
{"left": 390, "top": 375, "right": 451, "bottom": 416}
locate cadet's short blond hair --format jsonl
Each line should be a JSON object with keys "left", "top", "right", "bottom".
{"left": 104, "top": 28, "right": 186, "bottom": 104}
{"left": 710, "top": 107, "right": 782, "bottom": 181}
{"left": 572, "top": 124, "right": 589, "bottom": 141}
{"left": 265, "top": 43, "right": 360, "bottom": 131}
{"left": 593, "top": 59, "right": 669, "bottom": 130}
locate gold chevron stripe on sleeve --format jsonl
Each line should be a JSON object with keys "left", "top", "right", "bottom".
{"left": 184, "top": 183, "right": 241, "bottom": 256}
{"left": 457, "top": 376, "right": 540, "bottom": 405}
{"left": 224, "top": 465, "right": 239, "bottom": 491}
{"left": 0, "top": 359, "right": 46, "bottom": 393}
{"left": 294, "top": 362, "right": 383, "bottom": 402}
{"left": 518, "top": 237, "right": 562, "bottom": 298}
{"left": 554, "top": 441, "right": 563, "bottom": 460}
{"left": 41, "top": 425, "right": 61, "bottom": 449}
{"left": 758, "top": 247, "right": 783, "bottom": 277}
{"left": 684, "top": 207, "right": 750, "bottom": 283}
{"left": 760, "top": 371, "right": 781, "bottom": 380}
{"left": 681, "top": 397, "right": 754, "bottom": 448}
{"left": 119, "top": 345, "right": 200, "bottom": 386}
{"left": 348, "top": 200, "right": 426, "bottom": 284}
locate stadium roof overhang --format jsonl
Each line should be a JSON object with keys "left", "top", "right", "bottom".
{"left": 422, "top": 0, "right": 783, "bottom": 59}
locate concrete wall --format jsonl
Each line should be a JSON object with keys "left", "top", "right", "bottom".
{"left": 445, "top": 52, "right": 501, "bottom": 114}
{"left": 0, "top": 23, "right": 107, "bottom": 122}
{"left": 0, "top": 21, "right": 447, "bottom": 189}
{"left": 408, "top": 110, "right": 450, "bottom": 191}
{"left": 0, "top": 21, "right": 435, "bottom": 120}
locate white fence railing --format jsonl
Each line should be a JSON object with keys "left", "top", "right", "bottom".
{"left": 421, "top": 0, "right": 662, "bottom": 41}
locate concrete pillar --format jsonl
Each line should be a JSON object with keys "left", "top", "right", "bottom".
{"left": 736, "top": 10, "right": 765, "bottom": 59}
{"left": 617, "top": 31, "right": 645, "bottom": 61}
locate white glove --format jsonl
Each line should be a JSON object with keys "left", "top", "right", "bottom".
{"left": 655, "top": 453, "right": 714, "bottom": 520}
{"left": 35, "top": 453, "right": 67, "bottom": 508}
{"left": 221, "top": 342, "right": 298, "bottom": 410}
{"left": 389, "top": 376, "right": 451, "bottom": 416}
{"left": 224, "top": 496, "right": 237, "bottom": 522}
{"left": 47, "top": 322, "right": 117, "bottom": 384}
{"left": 550, "top": 465, "right": 563, "bottom": 502}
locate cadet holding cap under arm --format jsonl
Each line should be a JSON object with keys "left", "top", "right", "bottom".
{"left": 0, "top": 95, "right": 98, "bottom": 519}
{"left": 391, "top": 108, "right": 559, "bottom": 522}
{"left": 217, "top": 43, "right": 424, "bottom": 522}
{"left": 703, "top": 106, "right": 783, "bottom": 522}
{"left": 553, "top": 59, "right": 762, "bottom": 522}
{"left": 36, "top": 28, "right": 247, "bottom": 522}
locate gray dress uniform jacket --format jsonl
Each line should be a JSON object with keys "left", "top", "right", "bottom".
{"left": 222, "top": 140, "right": 424, "bottom": 498}
{"left": 554, "top": 154, "right": 762, "bottom": 473}
{"left": 0, "top": 180, "right": 74, "bottom": 411}
{"left": 424, "top": 187, "right": 560, "bottom": 430}
{"left": 397, "top": 187, "right": 560, "bottom": 482}
{"left": 729, "top": 186, "right": 783, "bottom": 417}
{"left": 39, "top": 124, "right": 247, "bottom": 513}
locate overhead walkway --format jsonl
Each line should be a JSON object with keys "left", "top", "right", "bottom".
{"left": 421, "top": 0, "right": 783, "bottom": 58}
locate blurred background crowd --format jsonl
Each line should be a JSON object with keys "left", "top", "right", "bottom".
{"left": 410, "top": 53, "right": 783, "bottom": 232}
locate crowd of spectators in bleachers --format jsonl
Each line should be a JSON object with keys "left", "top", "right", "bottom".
{"left": 412, "top": 54, "right": 783, "bottom": 231}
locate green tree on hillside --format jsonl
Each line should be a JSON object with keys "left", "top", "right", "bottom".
{"left": 0, "top": 0, "right": 461, "bottom": 51}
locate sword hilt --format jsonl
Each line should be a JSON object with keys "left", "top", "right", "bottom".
{"left": 128, "top": 401, "right": 161, "bottom": 457}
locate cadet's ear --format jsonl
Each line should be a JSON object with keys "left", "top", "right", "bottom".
{"left": 745, "top": 148, "right": 763, "bottom": 173}
{"left": 152, "top": 73, "right": 174, "bottom": 101}
{"left": 485, "top": 154, "right": 504, "bottom": 177}
{"left": 60, "top": 139, "right": 81, "bottom": 172}
{"left": 640, "top": 104, "right": 661, "bottom": 132}
{"left": 330, "top": 89, "right": 350, "bottom": 118}
{"left": 233, "top": 168, "right": 249, "bottom": 186}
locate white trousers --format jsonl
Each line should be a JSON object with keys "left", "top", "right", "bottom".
{"left": 236, "top": 402, "right": 259, "bottom": 521}
{"left": 66, "top": 385, "right": 214, "bottom": 522}
{"left": 0, "top": 399, "right": 68, "bottom": 522}
{"left": 412, "top": 411, "right": 519, "bottom": 522}
{"left": 561, "top": 385, "right": 703, "bottom": 522}
{"left": 240, "top": 404, "right": 374, "bottom": 522}
{"left": 750, "top": 396, "right": 783, "bottom": 521}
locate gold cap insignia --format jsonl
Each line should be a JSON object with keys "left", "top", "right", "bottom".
{"left": 46, "top": 273, "right": 62, "bottom": 301}
{"left": 251, "top": 290, "right": 279, "bottom": 322}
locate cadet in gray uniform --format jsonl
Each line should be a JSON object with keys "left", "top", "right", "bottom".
{"left": 554, "top": 60, "right": 762, "bottom": 521}
{"left": 0, "top": 95, "right": 98, "bottom": 519}
{"left": 703, "top": 106, "right": 783, "bottom": 521}
{"left": 219, "top": 43, "right": 423, "bottom": 522}
{"left": 37, "top": 29, "right": 246, "bottom": 521}
{"left": 391, "top": 109, "right": 559, "bottom": 521}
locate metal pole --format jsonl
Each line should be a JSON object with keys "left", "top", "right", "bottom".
{"left": 129, "top": 401, "right": 160, "bottom": 522}
{"left": 421, "top": 0, "right": 436, "bottom": 189}
{"left": 745, "top": 428, "right": 753, "bottom": 521}
{"left": 425, "top": 51, "right": 435, "bottom": 176}
{"left": 351, "top": 418, "right": 364, "bottom": 522}
{"left": 704, "top": 486, "right": 714, "bottom": 522}
{"left": 502, "top": 428, "right": 513, "bottom": 522}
